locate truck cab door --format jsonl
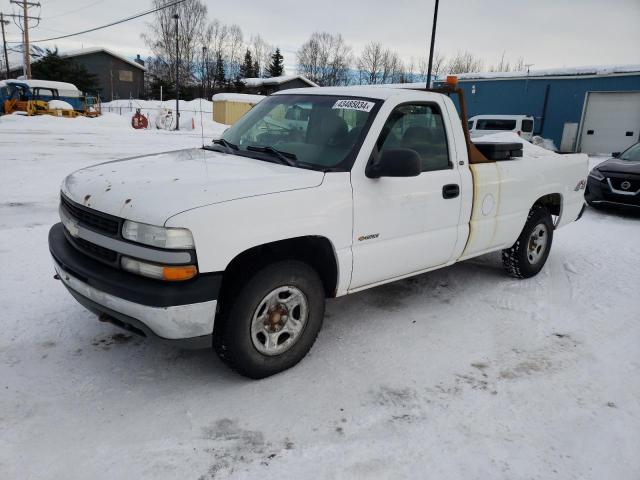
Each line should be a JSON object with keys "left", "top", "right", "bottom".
{"left": 349, "top": 101, "right": 463, "bottom": 290}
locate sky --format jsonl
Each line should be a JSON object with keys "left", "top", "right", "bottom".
{"left": 3, "top": 0, "right": 640, "bottom": 74}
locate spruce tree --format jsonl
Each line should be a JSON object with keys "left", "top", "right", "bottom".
{"left": 267, "top": 48, "right": 284, "bottom": 77}
{"left": 214, "top": 52, "right": 225, "bottom": 89}
{"left": 240, "top": 49, "right": 254, "bottom": 78}
{"left": 253, "top": 60, "right": 260, "bottom": 78}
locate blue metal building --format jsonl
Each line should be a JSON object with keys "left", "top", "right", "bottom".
{"left": 438, "top": 66, "right": 640, "bottom": 153}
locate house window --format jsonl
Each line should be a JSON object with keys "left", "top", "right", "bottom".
{"left": 119, "top": 70, "right": 133, "bottom": 82}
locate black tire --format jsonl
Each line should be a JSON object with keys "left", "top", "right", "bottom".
{"left": 502, "top": 205, "right": 554, "bottom": 279}
{"left": 213, "top": 260, "right": 325, "bottom": 379}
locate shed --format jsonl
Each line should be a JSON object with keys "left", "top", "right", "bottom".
{"left": 61, "top": 48, "right": 146, "bottom": 101}
{"left": 436, "top": 65, "right": 640, "bottom": 154}
{"left": 212, "top": 93, "right": 265, "bottom": 125}
{"left": 7, "top": 47, "right": 146, "bottom": 101}
{"left": 241, "top": 75, "right": 318, "bottom": 95}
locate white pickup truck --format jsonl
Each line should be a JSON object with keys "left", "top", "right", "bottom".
{"left": 49, "top": 85, "right": 588, "bottom": 378}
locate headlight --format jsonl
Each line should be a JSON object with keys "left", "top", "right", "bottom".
{"left": 588, "top": 169, "right": 605, "bottom": 181}
{"left": 122, "top": 220, "right": 194, "bottom": 249}
{"left": 121, "top": 256, "right": 197, "bottom": 281}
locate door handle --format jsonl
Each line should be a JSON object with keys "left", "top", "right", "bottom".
{"left": 442, "top": 184, "right": 460, "bottom": 199}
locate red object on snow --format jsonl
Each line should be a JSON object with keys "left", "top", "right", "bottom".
{"left": 131, "top": 109, "right": 148, "bottom": 129}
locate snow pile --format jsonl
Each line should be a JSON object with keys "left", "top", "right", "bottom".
{"left": 102, "top": 98, "right": 214, "bottom": 114}
{"left": 212, "top": 93, "right": 265, "bottom": 104}
{"left": 100, "top": 98, "right": 227, "bottom": 132}
{"left": 531, "top": 135, "right": 558, "bottom": 152}
{"left": 48, "top": 100, "right": 74, "bottom": 111}
{"left": 0, "top": 110, "right": 227, "bottom": 139}
{"left": 242, "top": 75, "right": 318, "bottom": 87}
{"left": 2, "top": 78, "right": 82, "bottom": 95}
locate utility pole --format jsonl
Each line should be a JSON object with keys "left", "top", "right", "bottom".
{"left": 426, "top": 0, "right": 440, "bottom": 89}
{"left": 202, "top": 45, "right": 207, "bottom": 100}
{"left": 173, "top": 13, "right": 180, "bottom": 131}
{"left": 9, "top": 0, "right": 40, "bottom": 79}
{"left": 1, "top": 13, "right": 9, "bottom": 79}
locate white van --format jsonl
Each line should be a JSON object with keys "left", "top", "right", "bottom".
{"left": 469, "top": 115, "right": 535, "bottom": 141}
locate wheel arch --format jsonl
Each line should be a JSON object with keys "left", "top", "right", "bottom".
{"left": 219, "top": 236, "right": 340, "bottom": 304}
{"left": 532, "top": 193, "right": 563, "bottom": 226}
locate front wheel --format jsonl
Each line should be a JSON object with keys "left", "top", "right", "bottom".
{"left": 502, "top": 206, "right": 554, "bottom": 278}
{"left": 214, "top": 260, "right": 325, "bottom": 379}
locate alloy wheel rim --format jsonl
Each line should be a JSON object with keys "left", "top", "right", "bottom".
{"left": 250, "top": 286, "right": 309, "bottom": 356}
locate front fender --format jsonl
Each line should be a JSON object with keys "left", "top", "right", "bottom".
{"left": 164, "top": 172, "right": 354, "bottom": 295}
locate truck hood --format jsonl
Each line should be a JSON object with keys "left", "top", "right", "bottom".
{"left": 61, "top": 148, "right": 325, "bottom": 226}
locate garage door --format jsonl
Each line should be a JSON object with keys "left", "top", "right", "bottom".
{"left": 579, "top": 91, "right": 640, "bottom": 154}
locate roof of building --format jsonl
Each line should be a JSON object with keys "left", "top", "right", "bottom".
{"left": 60, "top": 47, "right": 147, "bottom": 71}
{"left": 241, "top": 75, "right": 319, "bottom": 88}
{"left": 212, "top": 93, "right": 265, "bottom": 103}
{"left": 8, "top": 47, "right": 147, "bottom": 73}
{"left": 453, "top": 64, "right": 640, "bottom": 81}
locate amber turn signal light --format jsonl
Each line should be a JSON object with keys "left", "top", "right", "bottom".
{"left": 162, "top": 265, "right": 198, "bottom": 281}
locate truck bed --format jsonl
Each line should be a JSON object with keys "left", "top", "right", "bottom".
{"left": 461, "top": 135, "right": 588, "bottom": 260}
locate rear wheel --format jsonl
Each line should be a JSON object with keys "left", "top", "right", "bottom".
{"left": 502, "top": 206, "right": 554, "bottom": 278}
{"left": 214, "top": 260, "right": 325, "bottom": 379}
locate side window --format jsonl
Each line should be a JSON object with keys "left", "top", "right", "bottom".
{"left": 377, "top": 103, "right": 450, "bottom": 172}
{"left": 521, "top": 119, "right": 533, "bottom": 133}
{"left": 468, "top": 120, "right": 475, "bottom": 130}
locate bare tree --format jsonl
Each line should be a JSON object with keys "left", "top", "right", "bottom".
{"left": 446, "top": 51, "right": 483, "bottom": 74}
{"left": 357, "top": 42, "right": 384, "bottom": 84}
{"left": 249, "top": 35, "right": 272, "bottom": 78}
{"left": 488, "top": 52, "right": 527, "bottom": 72}
{"left": 296, "top": 32, "right": 352, "bottom": 86}
{"left": 142, "top": 0, "right": 208, "bottom": 86}
{"left": 417, "top": 51, "right": 446, "bottom": 81}
{"left": 381, "top": 50, "right": 403, "bottom": 83}
{"left": 513, "top": 56, "right": 525, "bottom": 72}
{"left": 225, "top": 24, "right": 244, "bottom": 82}
{"left": 357, "top": 42, "right": 405, "bottom": 84}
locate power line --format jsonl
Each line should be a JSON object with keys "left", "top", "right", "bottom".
{"left": 44, "top": 0, "right": 105, "bottom": 21}
{"left": 8, "top": 0, "right": 186, "bottom": 44}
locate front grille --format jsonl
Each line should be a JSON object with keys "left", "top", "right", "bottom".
{"left": 73, "top": 236, "right": 118, "bottom": 263}
{"left": 608, "top": 177, "right": 640, "bottom": 192}
{"left": 61, "top": 195, "right": 120, "bottom": 236}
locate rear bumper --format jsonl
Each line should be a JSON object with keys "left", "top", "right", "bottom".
{"left": 49, "top": 223, "right": 221, "bottom": 348}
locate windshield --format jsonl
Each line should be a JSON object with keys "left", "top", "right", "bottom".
{"left": 620, "top": 143, "right": 640, "bottom": 162}
{"left": 210, "top": 94, "right": 382, "bottom": 171}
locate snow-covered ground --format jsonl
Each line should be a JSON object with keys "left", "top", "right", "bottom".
{"left": 1, "top": 114, "right": 639, "bottom": 480}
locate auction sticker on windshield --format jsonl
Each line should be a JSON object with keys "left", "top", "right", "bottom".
{"left": 332, "top": 99, "right": 375, "bottom": 112}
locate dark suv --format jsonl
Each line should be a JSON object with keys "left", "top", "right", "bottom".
{"left": 585, "top": 142, "right": 640, "bottom": 209}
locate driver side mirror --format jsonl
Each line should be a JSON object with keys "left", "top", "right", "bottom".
{"left": 612, "top": 152, "right": 620, "bottom": 158}
{"left": 366, "top": 148, "right": 422, "bottom": 178}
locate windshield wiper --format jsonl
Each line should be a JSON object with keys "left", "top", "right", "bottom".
{"left": 210, "top": 138, "right": 238, "bottom": 153}
{"left": 246, "top": 145, "right": 297, "bottom": 167}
